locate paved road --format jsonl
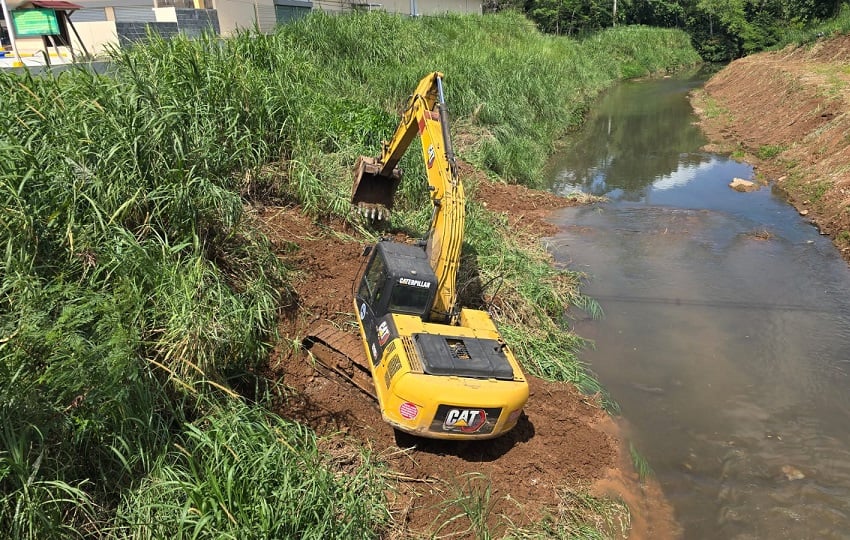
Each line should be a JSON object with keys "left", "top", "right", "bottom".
{"left": 1, "top": 53, "right": 71, "bottom": 70}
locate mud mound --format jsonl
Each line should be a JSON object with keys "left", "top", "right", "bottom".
{"left": 782, "top": 34, "right": 850, "bottom": 62}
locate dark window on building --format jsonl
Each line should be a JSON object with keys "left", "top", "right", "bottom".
{"left": 273, "top": 0, "right": 311, "bottom": 24}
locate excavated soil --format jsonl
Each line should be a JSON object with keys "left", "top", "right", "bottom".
{"left": 250, "top": 171, "right": 678, "bottom": 538}
{"left": 691, "top": 35, "right": 850, "bottom": 259}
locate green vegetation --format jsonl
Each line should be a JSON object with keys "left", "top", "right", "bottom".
{"left": 629, "top": 443, "right": 654, "bottom": 482}
{"left": 757, "top": 144, "right": 785, "bottom": 159}
{"left": 697, "top": 94, "right": 730, "bottom": 120}
{"left": 433, "top": 473, "right": 498, "bottom": 539}
{"left": 112, "top": 402, "right": 389, "bottom": 539}
{"left": 1, "top": 12, "right": 698, "bottom": 537}
{"left": 488, "top": 0, "right": 850, "bottom": 60}
{"left": 837, "top": 230, "right": 850, "bottom": 252}
{"left": 774, "top": 3, "right": 850, "bottom": 46}
{"left": 508, "top": 488, "right": 631, "bottom": 539}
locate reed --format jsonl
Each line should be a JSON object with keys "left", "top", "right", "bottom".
{"left": 111, "top": 401, "right": 390, "bottom": 539}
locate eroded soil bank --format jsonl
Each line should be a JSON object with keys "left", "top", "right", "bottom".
{"left": 691, "top": 35, "right": 850, "bottom": 260}
{"left": 252, "top": 173, "right": 678, "bottom": 538}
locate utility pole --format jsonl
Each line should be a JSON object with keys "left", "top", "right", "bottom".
{"left": 1, "top": 0, "right": 24, "bottom": 67}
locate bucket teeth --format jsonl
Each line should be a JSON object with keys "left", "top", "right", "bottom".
{"left": 356, "top": 203, "right": 390, "bottom": 222}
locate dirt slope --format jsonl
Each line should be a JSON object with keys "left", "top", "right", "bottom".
{"left": 691, "top": 36, "right": 850, "bottom": 259}
{"left": 250, "top": 175, "right": 678, "bottom": 538}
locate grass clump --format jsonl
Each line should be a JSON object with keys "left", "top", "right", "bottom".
{"left": 112, "top": 401, "right": 389, "bottom": 540}
{"left": 629, "top": 443, "right": 655, "bottom": 483}
{"left": 432, "top": 473, "right": 499, "bottom": 539}
{"left": 509, "top": 488, "right": 631, "bottom": 539}
{"left": 756, "top": 144, "right": 785, "bottom": 159}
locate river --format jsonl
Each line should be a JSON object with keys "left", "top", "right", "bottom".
{"left": 544, "top": 70, "right": 850, "bottom": 539}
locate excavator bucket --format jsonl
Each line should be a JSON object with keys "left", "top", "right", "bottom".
{"left": 352, "top": 156, "right": 401, "bottom": 221}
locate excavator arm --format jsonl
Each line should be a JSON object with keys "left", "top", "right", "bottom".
{"left": 352, "top": 71, "right": 463, "bottom": 323}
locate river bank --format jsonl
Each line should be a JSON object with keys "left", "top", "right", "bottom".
{"left": 256, "top": 168, "right": 680, "bottom": 538}
{"left": 690, "top": 35, "right": 850, "bottom": 262}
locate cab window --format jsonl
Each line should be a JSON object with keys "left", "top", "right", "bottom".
{"left": 359, "top": 253, "right": 387, "bottom": 303}
{"left": 388, "top": 284, "right": 431, "bottom": 316}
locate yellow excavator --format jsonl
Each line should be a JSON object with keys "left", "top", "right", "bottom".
{"left": 305, "top": 72, "right": 528, "bottom": 440}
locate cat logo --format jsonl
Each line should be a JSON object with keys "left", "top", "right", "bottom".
{"left": 442, "top": 408, "right": 487, "bottom": 433}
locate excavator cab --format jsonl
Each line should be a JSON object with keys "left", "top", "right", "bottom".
{"left": 357, "top": 240, "right": 438, "bottom": 320}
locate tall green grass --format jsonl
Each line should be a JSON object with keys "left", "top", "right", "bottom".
{"left": 111, "top": 401, "right": 389, "bottom": 540}
{"left": 774, "top": 3, "right": 850, "bottom": 47}
{"left": 1, "top": 11, "right": 698, "bottom": 537}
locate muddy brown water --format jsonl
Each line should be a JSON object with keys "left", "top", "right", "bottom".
{"left": 544, "top": 71, "right": 850, "bottom": 539}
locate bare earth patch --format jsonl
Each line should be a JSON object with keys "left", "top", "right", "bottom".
{"left": 249, "top": 177, "right": 678, "bottom": 538}
{"left": 691, "top": 35, "right": 850, "bottom": 260}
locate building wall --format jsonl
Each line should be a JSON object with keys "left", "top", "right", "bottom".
{"left": 70, "top": 20, "right": 119, "bottom": 55}
{"left": 313, "top": 0, "right": 480, "bottom": 15}
{"left": 213, "top": 0, "right": 276, "bottom": 35}
{"left": 175, "top": 7, "right": 220, "bottom": 35}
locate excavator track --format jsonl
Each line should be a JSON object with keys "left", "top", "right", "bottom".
{"left": 303, "top": 324, "right": 377, "bottom": 402}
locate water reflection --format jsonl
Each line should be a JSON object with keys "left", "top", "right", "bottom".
{"left": 546, "top": 72, "right": 712, "bottom": 200}
{"left": 545, "top": 74, "right": 850, "bottom": 539}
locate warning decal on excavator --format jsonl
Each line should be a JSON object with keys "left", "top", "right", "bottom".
{"left": 432, "top": 405, "right": 502, "bottom": 434}
{"left": 427, "top": 145, "right": 436, "bottom": 168}
{"left": 400, "top": 402, "right": 419, "bottom": 419}
{"left": 377, "top": 321, "right": 390, "bottom": 345}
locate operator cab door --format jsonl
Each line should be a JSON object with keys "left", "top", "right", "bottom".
{"left": 356, "top": 248, "right": 388, "bottom": 366}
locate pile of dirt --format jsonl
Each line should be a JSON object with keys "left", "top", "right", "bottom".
{"left": 249, "top": 176, "right": 678, "bottom": 537}
{"left": 691, "top": 35, "right": 850, "bottom": 259}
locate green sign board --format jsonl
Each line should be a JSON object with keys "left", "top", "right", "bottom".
{"left": 11, "top": 8, "right": 60, "bottom": 38}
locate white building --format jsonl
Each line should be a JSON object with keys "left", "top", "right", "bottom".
{"left": 1, "top": 0, "right": 481, "bottom": 61}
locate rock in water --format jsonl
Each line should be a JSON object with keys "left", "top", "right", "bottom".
{"left": 781, "top": 464, "right": 805, "bottom": 481}
{"left": 729, "top": 178, "right": 758, "bottom": 192}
